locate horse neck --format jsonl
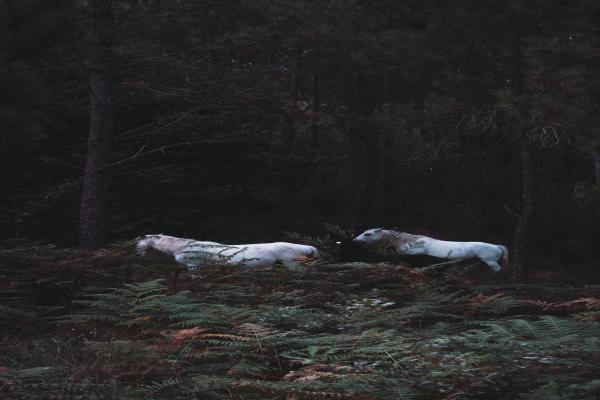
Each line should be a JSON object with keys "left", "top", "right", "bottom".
{"left": 150, "top": 235, "right": 191, "bottom": 255}
{"left": 403, "top": 232, "right": 424, "bottom": 243}
{"left": 370, "top": 231, "right": 399, "bottom": 254}
{"left": 388, "top": 231, "right": 426, "bottom": 253}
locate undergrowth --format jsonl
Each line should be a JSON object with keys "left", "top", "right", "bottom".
{"left": 0, "top": 241, "right": 599, "bottom": 399}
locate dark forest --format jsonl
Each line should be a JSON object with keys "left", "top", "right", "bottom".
{"left": 1, "top": 1, "right": 599, "bottom": 399}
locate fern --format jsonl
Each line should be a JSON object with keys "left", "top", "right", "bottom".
{"left": 1, "top": 367, "right": 143, "bottom": 399}
{"left": 85, "top": 340, "right": 162, "bottom": 360}
{"left": 3, "top": 241, "right": 600, "bottom": 400}
{"left": 58, "top": 280, "right": 260, "bottom": 331}
{"left": 525, "top": 378, "right": 600, "bottom": 400}
{"left": 455, "top": 316, "right": 600, "bottom": 354}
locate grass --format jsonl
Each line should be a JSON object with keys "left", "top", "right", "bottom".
{"left": 0, "top": 240, "right": 599, "bottom": 399}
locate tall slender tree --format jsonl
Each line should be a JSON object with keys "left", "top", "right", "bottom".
{"left": 79, "top": 1, "right": 116, "bottom": 249}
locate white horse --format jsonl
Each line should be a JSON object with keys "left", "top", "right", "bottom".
{"left": 135, "top": 234, "right": 221, "bottom": 257}
{"left": 353, "top": 228, "right": 508, "bottom": 272}
{"left": 135, "top": 234, "right": 319, "bottom": 270}
{"left": 174, "top": 241, "right": 320, "bottom": 269}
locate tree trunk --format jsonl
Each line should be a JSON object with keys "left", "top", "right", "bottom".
{"left": 381, "top": 71, "right": 398, "bottom": 223}
{"left": 593, "top": 142, "right": 600, "bottom": 186}
{"left": 283, "top": 73, "right": 298, "bottom": 148}
{"left": 508, "top": 30, "right": 537, "bottom": 277}
{"left": 79, "top": 4, "right": 114, "bottom": 249}
{"left": 358, "top": 129, "right": 381, "bottom": 223}
{"left": 310, "top": 73, "right": 320, "bottom": 150}
{"left": 382, "top": 128, "right": 398, "bottom": 224}
{"left": 351, "top": 71, "right": 381, "bottom": 223}
{"left": 510, "top": 137, "right": 535, "bottom": 276}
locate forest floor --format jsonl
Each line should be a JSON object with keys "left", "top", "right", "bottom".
{"left": 0, "top": 240, "right": 599, "bottom": 400}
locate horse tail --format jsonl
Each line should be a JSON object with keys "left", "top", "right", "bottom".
{"left": 310, "top": 246, "right": 320, "bottom": 258}
{"left": 498, "top": 245, "right": 509, "bottom": 270}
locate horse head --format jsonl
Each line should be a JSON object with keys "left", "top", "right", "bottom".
{"left": 135, "top": 234, "right": 157, "bottom": 256}
{"left": 352, "top": 228, "right": 385, "bottom": 245}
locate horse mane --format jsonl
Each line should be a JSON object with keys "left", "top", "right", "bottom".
{"left": 386, "top": 230, "right": 423, "bottom": 243}
{"left": 372, "top": 230, "right": 424, "bottom": 254}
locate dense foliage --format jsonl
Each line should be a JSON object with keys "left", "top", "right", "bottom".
{"left": 0, "top": 0, "right": 598, "bottom": 272}
{"left": 1, "top": 241, "right": 599, "bottom": 399}
{"left": 2, "top": 2, "right": 598, "bottom": 398}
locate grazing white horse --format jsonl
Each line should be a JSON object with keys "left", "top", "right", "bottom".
{"left": 135, "top": 234, "right": 221, "bottom": 257}
{"left": 174, "top": 242, "right": 320, "bottom": 269}
{"left": 353, "top": 228, "right": 508, "bottom": 272}
{"left": 135, "top": 234, "right": 319, "bottom": 270}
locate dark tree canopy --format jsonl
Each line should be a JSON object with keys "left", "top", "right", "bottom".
{"left": 0, "top": 0, "right": 598, "bottom": 275}
{"left": 2, "top": 2, "right": 600, "bottom": 399}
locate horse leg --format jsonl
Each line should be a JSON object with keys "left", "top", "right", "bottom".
{"left": 498, "top": 245, "right": 509, "bottom": 269}
{"left": 482, "top": 259, "right": 502, "bottom": 272}
{"left": 293, "top": 255, "right": 312, "bottom": 263}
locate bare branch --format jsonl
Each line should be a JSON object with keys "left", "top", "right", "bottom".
{"left": 112, "top": 0, "right": 141, "bottom": 32}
